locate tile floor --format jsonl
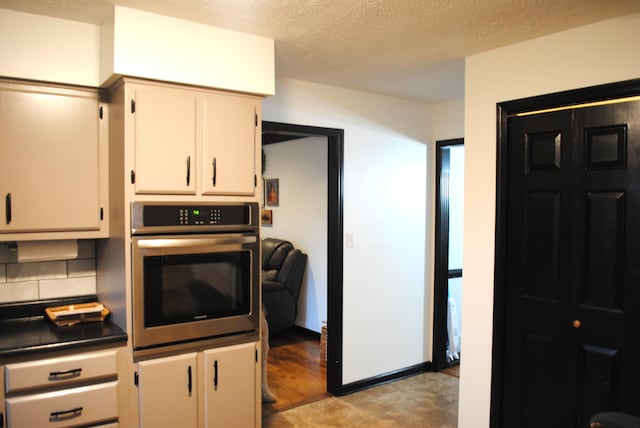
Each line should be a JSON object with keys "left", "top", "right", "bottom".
{"left": 262, "top": 371, "right": 459, "bottom": 427}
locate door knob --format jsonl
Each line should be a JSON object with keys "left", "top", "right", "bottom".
{"left": 573, "top": 319, "right": 582, "bottom": 329}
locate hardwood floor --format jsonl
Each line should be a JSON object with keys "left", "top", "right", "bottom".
{"left": 442, "top": 363, "right": 460, "bottom": 378}
{"left": 262, "top": 327, "right": 329, "bottom": 418}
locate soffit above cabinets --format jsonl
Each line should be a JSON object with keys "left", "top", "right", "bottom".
{"left": 1, "top": 0, "right": 640, "bottom": 101}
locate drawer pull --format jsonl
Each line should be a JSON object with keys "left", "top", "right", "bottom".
{"left": 50, "top": 406, "right": 83, "bottom": 421}
{"left": 49, "top": 368, "right": 82, "bottom": 380}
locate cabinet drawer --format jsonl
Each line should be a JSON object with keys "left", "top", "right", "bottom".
{"left": 4, "top": 349, "right": 117, "bottom": 393}
{"left": 6, "top": 380, "right": 118, "bottom": 427}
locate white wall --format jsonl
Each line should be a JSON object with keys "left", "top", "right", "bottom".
{"left": 261, "top": 137, "right": 328, "bottom": 333}
{"left": 448, "top": 146, "right": 464, "bottom": 356}
{"left": 263, "top": 78, "right": 433, "bottom": 384}
{"left": 434, "top": 100, "right": 465, "bottom": 141}
{"left": 429, "top": 100, "right": 465, "bottom": 332}
{"left": 461, "top": 13, "right": 640, "bottom": 427}
{"left": 0, "top": 9, "right": 100, "bottom": 86}
{"left": 448, "top": 145, "right": 465, "bottom": 270}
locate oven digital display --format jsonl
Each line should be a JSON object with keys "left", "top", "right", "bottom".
{"left": 142, "top": 204, "right": 250, "bottom": 227}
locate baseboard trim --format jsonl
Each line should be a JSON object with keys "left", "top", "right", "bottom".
{"left": 334, "top": 361, "right": 433, "bottom": 396}
{"left": 290, "top": 325, "right": 321, "bottom": 339}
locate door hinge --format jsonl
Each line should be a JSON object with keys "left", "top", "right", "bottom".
{"left": 134, "top": 371, "right": 139, "bottom": 386}
{"left": 131, "top": 99, "right": 136, "bottom": 113}
{"left": 254, "top": 174, "right": 258, "bottom": 187}
{"left": 131, "top": 170, "right": 136, "bottom": 184}
{"left": 100, "top": 207, "right": 104, "bottom": 221}
{"left": 255, "top": 348, "right": 259, "bottom": 363}
{"left": 255, "top": 113, "right": 258, "bottom": 127}
{"left": 99, "top": 105, "right": 104, "bottom": 119}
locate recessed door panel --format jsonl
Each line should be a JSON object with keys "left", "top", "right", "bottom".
{"left": 521, "top": 332, "right": 559, "bottom": 428}
{"left": 526, "top": 130, "right": 562, "bottom": 172}
{"left": 583, "top": 192, "right": 625, "bottom": 311}
{"left": 575, "top": 344, "right": 621, "bottom": 425}
{"left": 523, "top": 192, "right": 561, "bottom": 301}
{"left": 584, "top": 125, "right": 627, "bottom": 170}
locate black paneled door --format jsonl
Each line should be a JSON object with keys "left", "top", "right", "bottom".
{"left": 502, "top": 100, "right": 640, "bottom": 427}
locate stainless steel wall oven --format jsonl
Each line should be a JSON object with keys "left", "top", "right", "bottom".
{"left": 131, "top": 202, "right": 260, "bottom": 351}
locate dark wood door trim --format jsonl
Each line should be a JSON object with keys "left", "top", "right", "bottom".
{"left": 262, "top": 121, "right": 345, "bottom": 395}
{"left": 433, "top": 138, "right": 464, "bottom": 371}
{"left": 491, "top": 78, "right": 640, "bottom": 427}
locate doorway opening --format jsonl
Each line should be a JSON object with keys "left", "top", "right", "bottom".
{"left": 433, "top": 139, "right": 464, "bottom": 372}
{"left": 261, "top": 121, "right": 345, "bottom": 399}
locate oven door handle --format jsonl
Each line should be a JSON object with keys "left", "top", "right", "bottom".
{"left": 136, "top": 235, "right": 257, "bottom": 249}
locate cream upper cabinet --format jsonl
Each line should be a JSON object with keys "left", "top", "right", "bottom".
{"left": 0, "top": 79, "right": 108, "bottom": 239}
{"left": 200, "top": 93, "right": 257, "bottom": 196}
{"left": 132, "top": 87, "right": 197, "bottom": 194}
{"left": 126, "top": 80, "right": 259, "bottom": 197}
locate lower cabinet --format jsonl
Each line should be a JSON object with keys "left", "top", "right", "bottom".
{"left": 137, "top": 352, "right": 198, "bottom": 427}
{"left": 6, "top": 381, "right": 118, "bottom": 427}
{"left": 137, "top": 342, "right": 257, "bottom": 428}
{"left": 202, "top": 344, "right": 257, "bottom": 428}
{"left": 2, "top": 348, "right": 121, "bottom": 427}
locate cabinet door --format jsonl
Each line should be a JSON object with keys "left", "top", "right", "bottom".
{"left": 137, "top": 353, "right": 197, "bottom": 428}
{"left": 202, "top": 343, "right": 256, "bottom": 428}
{"left": 132, "top": 87, "right": 197, "bottom": 194}
{"left": 201, "top": 94, "right": 257, "bottom": 196}
{"left": 0, "top": 81, "right": 101, "bottom": 233}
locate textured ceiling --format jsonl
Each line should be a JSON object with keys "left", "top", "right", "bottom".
{"left": 2, "top": 0, "right": 640, "bottom": 102}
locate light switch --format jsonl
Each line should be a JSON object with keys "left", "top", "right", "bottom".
{"left": 346, "top": 233, "right": 354, "bottom": 248}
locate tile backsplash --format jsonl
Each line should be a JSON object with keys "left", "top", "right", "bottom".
{"left": 0, "top": 240, "right": 97, "bottom": 303}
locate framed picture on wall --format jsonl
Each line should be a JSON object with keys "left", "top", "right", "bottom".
{"left": 261, "top": 209, "right": 273, "bottom": 225}
{"left": 265, "top": 178, "right": 279, "bottom": 206}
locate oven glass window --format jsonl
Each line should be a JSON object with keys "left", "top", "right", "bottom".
{"left": 143, "top": 251, "right": 251, "bottom": 327}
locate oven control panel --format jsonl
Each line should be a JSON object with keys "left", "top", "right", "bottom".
{"left": 131, "top": 202, "right": 257, "bottom": 232}
{"left": 178, "top": 207, "right": 223, "bottom": 225}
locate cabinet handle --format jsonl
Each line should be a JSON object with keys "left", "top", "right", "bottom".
{"left": 187, "top": 156, "right": 191, "bottom": 186}
{"left": 212, "top": 158, "right": 217, "bottom": 187}
{"left": 186, "top": 156, "right": 191, "bottom": 186}
{"left": 49, "top": 368, "right": 82, "bottom": 380}
{"left": 5, "top": 193, "right": 10, "bottom": 224}
{"left": 188, "top": 365, "right": 192, "bottom": 396}
{"left": 50, "top": 406, "right": 83, "bottom": 421}
{"left": 213, "top": 360, "right": 218, "bottom": 390}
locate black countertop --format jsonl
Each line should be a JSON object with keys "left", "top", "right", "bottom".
{"left": 0, "top": 296, "right": 127, "bottom": 359}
